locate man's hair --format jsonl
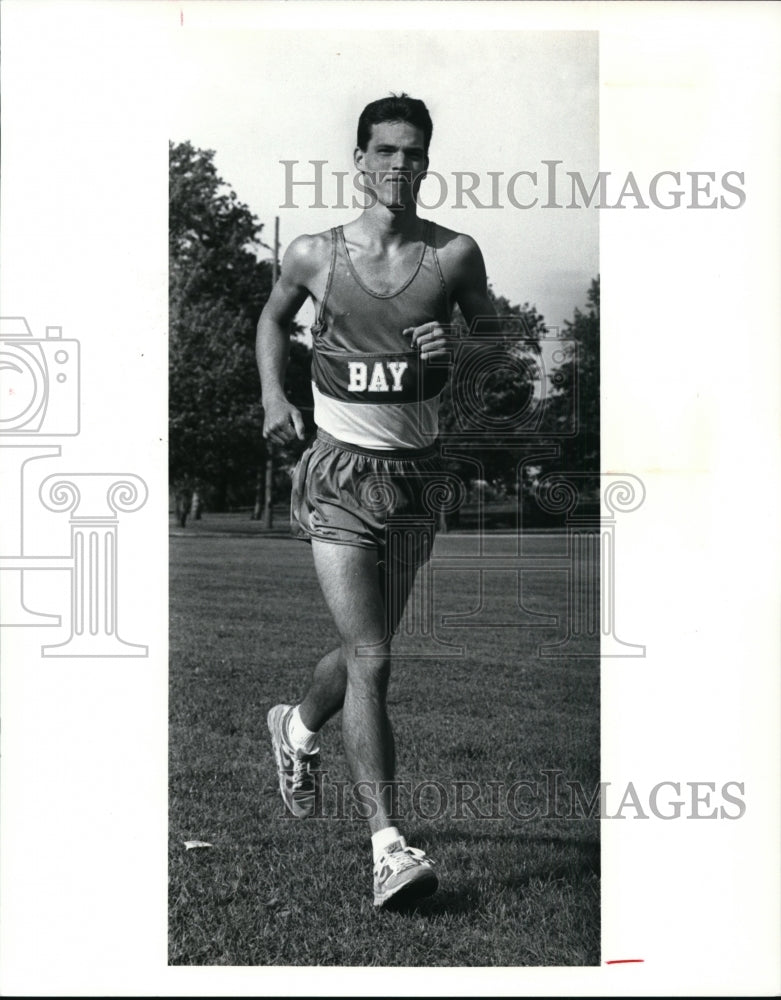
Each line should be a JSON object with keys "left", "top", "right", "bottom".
{"left": 356, "top": 93, "right": 433, "bottom": 154}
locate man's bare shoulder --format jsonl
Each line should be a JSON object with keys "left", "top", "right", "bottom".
{"left": 281, "top": 230, "right": 333, "bottom": 285}
{"left": 429, "top": 223, "right": 486, "bottom": 277}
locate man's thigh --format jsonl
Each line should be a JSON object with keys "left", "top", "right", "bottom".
{"left": 311, "top": 540, "right": 420, "bottom": 653}
{"left": 311, "top": 540, "right": 389, "bottom": 651}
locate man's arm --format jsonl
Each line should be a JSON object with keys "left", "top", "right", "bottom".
{"left": 448, "top": 234, "right": 500, "bottom": 334}
{"left": 256, "top": 235, "right": 321, "bottom": 444}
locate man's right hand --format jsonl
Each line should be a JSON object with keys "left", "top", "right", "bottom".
{"left": 262, "top": 399, "right": 306, "bottom": 445}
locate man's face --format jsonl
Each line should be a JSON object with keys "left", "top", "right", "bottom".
{"left": 354, "top": 120, "right": 429, "bottom": 210}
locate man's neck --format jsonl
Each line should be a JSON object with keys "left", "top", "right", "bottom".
{"left": 356, "top": 204, "right": 423, "bottom": 248}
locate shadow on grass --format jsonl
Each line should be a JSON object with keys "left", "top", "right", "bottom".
{"left": 393, "top": 884, "right": 481, "bottom": 917}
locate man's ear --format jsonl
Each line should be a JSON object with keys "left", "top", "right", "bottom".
{"left": 354, "top": 146, "right": 365, "bottom": 171}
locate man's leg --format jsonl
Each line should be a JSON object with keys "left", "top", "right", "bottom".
{"left": 309, "top": 539, "right": 436, "bottom": 907}
{"left": 297, "top": 647, "right": 347, "bottom": 732}
{"left": 269, "top": 543, "right": 419, "bottom": 821}
{"left": 309, "top": 540, "right": 399, "bottom": 834}
{"left": 297, "top": 551, "right": 418, "bottom": 733}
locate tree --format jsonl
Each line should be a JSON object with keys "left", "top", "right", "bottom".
{"left": 546, "top": 276, "right": 600, "bottom": 479}
{"left": 510, "top": 276, "right": 601, "bottom": 522}
{"left": 434, "top": 278, "right": 600, "bottom": 527}
{"left": 437, "top": 287, "right": 549, "bottom": 487}
{"left": 169, "top": 141, "right": 312, "bottom": 511}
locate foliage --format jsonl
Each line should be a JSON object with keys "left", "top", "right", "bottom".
{"left": 555, "top": 276, "right": 600, "bottom": 476}
{"left": 437, "top": 288, "right": 549, "bottom": 486}
{"left": 169, "top": 141, "right": 312, "bottom": 511}
{"left": 433, "top": 278, "right": 599, "bottom": 526}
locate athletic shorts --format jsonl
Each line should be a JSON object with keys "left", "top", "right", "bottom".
{"left": 290, "top": 430, "right": 444, "bottom": 567}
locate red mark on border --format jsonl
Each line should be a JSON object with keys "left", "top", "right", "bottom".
{"left": 606, "top": 959, "right": 644, "bottom": 964}
{"left": 180, "top": 9, "right": 183, "bottom": 26}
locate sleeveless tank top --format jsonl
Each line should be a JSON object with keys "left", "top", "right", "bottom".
{"left": 310, "top": 220, "right": 452, "bottom": 450}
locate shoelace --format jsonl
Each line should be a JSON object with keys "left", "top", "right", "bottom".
{"left": 381, "top": 846, "right": 432, "bottom": 874}
{"left": 291, "top": 752, "right": 318, "bottom": 789}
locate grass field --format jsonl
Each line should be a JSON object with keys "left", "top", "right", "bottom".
{"left": 169, "top": 522, "right": 600, "bottom": 966}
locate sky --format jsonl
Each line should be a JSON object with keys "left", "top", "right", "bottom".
{"left": 169, "top": 28, "right": 599, "bottom": 331}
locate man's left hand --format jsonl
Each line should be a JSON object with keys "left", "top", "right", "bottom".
{"left": 403, "top": 322, "right": 451, "bottom": 361}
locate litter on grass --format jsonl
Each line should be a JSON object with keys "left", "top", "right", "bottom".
{"left": 184, "top": 840, "right": 214, "bottom": 850}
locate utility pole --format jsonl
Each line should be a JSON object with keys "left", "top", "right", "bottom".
{"left": 262, "top": 217, "right": 280, "bottom": 530}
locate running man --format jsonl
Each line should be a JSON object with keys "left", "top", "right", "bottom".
{"left": 256, "top": 94, "right": 497, "bottom": 908}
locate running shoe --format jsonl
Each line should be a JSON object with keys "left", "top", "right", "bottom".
{"left": 267, "top": 704, "right": 320, "bottom": 818}
{"left": 373, "top": 841, "right": 438, "bottom": 908}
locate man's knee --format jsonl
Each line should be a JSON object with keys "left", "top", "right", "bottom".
{"left": 343, "top": 640, "right": 391, "bottom": 686}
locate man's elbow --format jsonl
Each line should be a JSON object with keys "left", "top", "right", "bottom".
{"left": 257, "top": 302, "right": 280, "bottom": 338}
{"left": 257, "top": 309, "right": 292, "bottom": 353}
{"left": 462, "top": 309, "right": 502, "bottom": 339}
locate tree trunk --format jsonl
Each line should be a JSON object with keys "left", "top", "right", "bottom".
{"left": 175, "top": 490, "right": 189, "bottom": 528}
{"left": 251, "top": 467, "right": 263, "bottom": 520}
{"left": 262, "top": 447, "right": 273, "bottom": 529}
{"left": 215, "top": 477, "right": 228, "bottom": 513}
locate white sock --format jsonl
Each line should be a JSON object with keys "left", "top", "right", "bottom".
{"left": 372, "top": 826, "right": 405, "bottom": 863}
{"left": 286, "top": 705, "right": 319, "bottom": 753}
